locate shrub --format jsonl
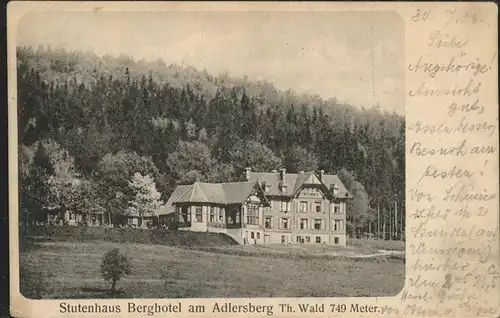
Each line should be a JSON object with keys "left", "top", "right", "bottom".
{"left": 100, "top": 248, "right": 132, "bottom": 293}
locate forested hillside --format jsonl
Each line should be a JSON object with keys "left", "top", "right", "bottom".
{"left": 17, "top": 45, "right": 405, "bottom": 236}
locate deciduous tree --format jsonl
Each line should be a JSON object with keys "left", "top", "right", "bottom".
{"left": 126, "top": 172, "right": 164, "bottom": 227}
{"left": 229, "top": 141, "right": 282, "bottom": 173}
{"left": 338, "top": 168, "right": 371, "bottom": 238}
{"left": 101, "top": 248, "right": 132, "bottom": 293}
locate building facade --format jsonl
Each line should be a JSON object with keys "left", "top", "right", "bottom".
{"left": 45, "top": 209, "right": 104, "bottom": 227}
{"left": 244, "top": 168, "right": 350, "bottom": 246}
{"left": 169, "top": 181, "right": 270, "bottom": 244}
{"left": 166, "top": 169, "right": 350, "bottom": 246}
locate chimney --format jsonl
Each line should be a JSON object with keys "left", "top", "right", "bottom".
{"left": 279, "top": 168, "right": 286, "bottom": 181}
{"left": 261, "top": 181, "right": 267, "bottom": 192}
{"left": 244, "top": 167, "right": 251, "bottom": 181}
{"left": 319, "top": 170, "right": 324, "bottom": 182}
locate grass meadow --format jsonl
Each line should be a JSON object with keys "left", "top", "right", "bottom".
{"left": 19, "top": 226, "right": 405, "bottom": 299}
{"left": 20, "top": 244, "right": 405, "bottom": 299}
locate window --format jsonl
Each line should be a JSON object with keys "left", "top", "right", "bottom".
{"left": 280, "top": 201, "right": 287, "bottom": 212}
{"left": 334, "top": 220, "right": 343, "bottom": 231}
{"left": 246, "top": 205, "right": 259, "bottom": 225}
{"left": 265, "top": 217, "right": 272, "bottom": 229}
{"left": 281, "top": 235, "right": 286, "bottom": 244}
{"left": 314, "top": 219, "right": 322, "bottom": 230}
{"left": 218, "top": 208, "right": 224, "bottom": 222}
{"left": 251, "top": 232, "right": 255, "bottom": 239}
{"left": 181, "top": 207, "right": 191, "bottom": 223}
{"left": 297, "top": 236, "right": 302, "bottom": 243}
{"left": 300, "top": 219, "right": 308, "bottom": 230}
{"left": 180, "top": 207, "right": 190, "bottom": 223}
{"left": 316, "top": 236, "right": 321, "bottom": 243}
{"left": 306, "top": 236, "right": 311, "bottom": 243}
{"left": 209, "top": 207, "right": 215, "bottom": 222}
{"left": 334, "top": 237, "right": 339, "bottom": 244}
{"left": 257, "top": 232, "right": 260, "bottom": 239}
{"left": 128, "top": 218, "right": 134, "bottom": 225}
{"left": 334, "top": 204, "right": 340, "bottom": 214}
{"left": 195, "top": 206, "right": 203, "bottom": 223}
{"left": 315, "top": 202, "right": 322, "bottom": 213}
{"left": 332, "top": 185, "right": 339, "bottom": 197}
{"left": 300, "top": 201, "right": 308, "bottom": 213}
{"left": 281, "top": 218, "right": 289, "bottom": 229}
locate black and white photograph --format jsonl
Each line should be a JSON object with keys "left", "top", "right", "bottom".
{"left": 16, "top": 9, "right": 406, "bottom": 299}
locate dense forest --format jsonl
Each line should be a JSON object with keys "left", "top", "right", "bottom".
{"left": 17, "top": 45, "right": 405, "bottom": 238}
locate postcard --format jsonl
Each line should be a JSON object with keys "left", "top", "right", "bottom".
{"left": 8, "top": 1, "right": 499, "bottom": 317}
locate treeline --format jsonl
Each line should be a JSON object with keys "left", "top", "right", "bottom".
{"left": 17, "top": 45, "right": 405, "bottom": 236}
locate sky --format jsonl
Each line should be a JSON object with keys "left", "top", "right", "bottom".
{"left": 17, "top": 10, "right": 405, "bottom": 114}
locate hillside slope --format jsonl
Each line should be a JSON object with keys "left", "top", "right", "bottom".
{"left": 17, "top": 45, "right": 405, "bottom": 234}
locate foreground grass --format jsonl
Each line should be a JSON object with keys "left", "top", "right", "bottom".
{"left": 21, "top": 241, "right": 405, "bottom": 299}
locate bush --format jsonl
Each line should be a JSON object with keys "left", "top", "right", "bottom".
{"left": 100, "top": 248, "right": 132, "bottom": 293}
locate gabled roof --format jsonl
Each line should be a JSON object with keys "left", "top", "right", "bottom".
{"left": 160, "top": 185, "right": 191, "bottom": 215}
{"left": 246, "top": 170, "right": 351, "bottom": 198}
{"left": 221, "top": 182, "right": 260, "bottom": 204}
{"left": 171, "top": 181, "right": 268, "bottom": 206}
{"left": 321, "top": 174, "right": 350, "bottom": 198}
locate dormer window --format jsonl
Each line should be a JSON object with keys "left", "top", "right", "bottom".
{"left": 330, "top": 184, "right": 339, "bottom": 197}
{"left": 279, "top": 182, "right": 288, "bottom": 194}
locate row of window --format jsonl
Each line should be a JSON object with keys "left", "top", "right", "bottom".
{"left": 246, "top": 231, "right": 261, "bottom": 240}
{"left": 296, "top": 236, "right": 322, "bottom": 243}
{"left": 299, "top": 218, "right": 325, "bottom": 230}
{"left": 179, "top": 205, "right": 344, "bottom": 228}
{"left": 246, "top": 204, "right": 260, "bottom": 225}
{"left": 264, "top": 217, "right": 344, "bottom": 230}
{"left": 277, "top": 201, "right": 342, "bottom": 213}
{"left": 244, "top": 232, "right": 338, "bottom": 245}
{"left": 296, "top": 236, "right": 340, "bottom": 244}
{"left": 179, "top": 206, "right": 226, "bottom": 223}
{"left": 208, "top": 206, "right": 224, "bottom": 223}
{"left": 180, "top": 202, "right": 342, "bottom": 221}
